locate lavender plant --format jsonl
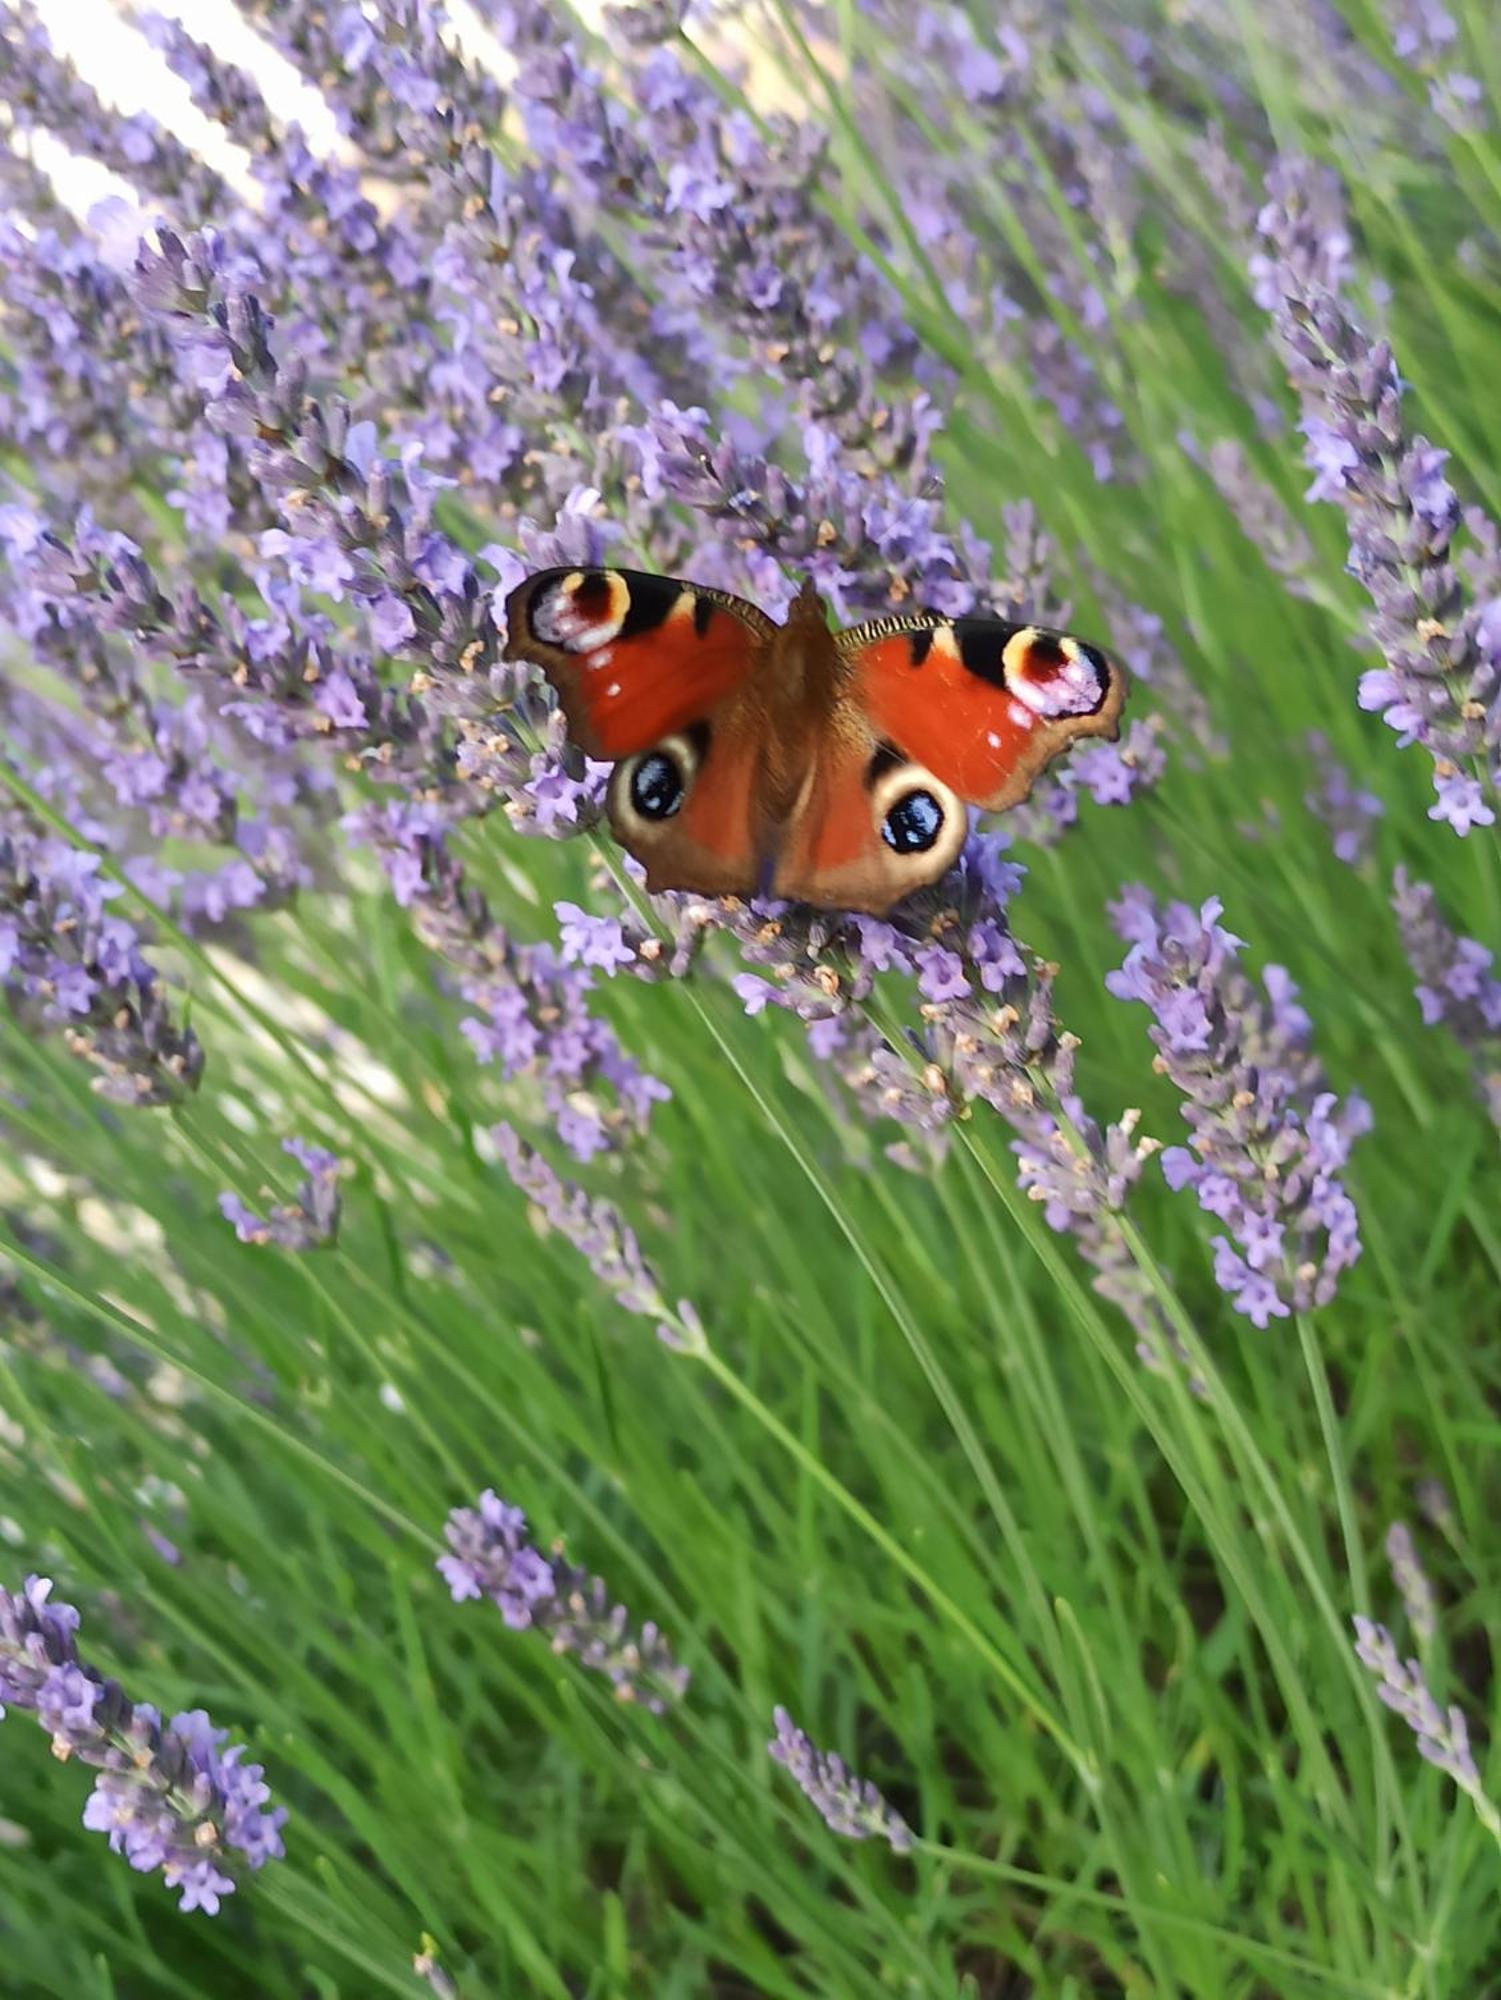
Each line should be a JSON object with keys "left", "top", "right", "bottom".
{"left": 0, "top": 1, "right": 1495, "bottom": 1995}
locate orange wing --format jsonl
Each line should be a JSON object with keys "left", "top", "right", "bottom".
{"left": 503, "top": 567, "right": 776, "bottom": 899}
{"left": 502, "top": 567, "right": 771, "bottom": 761}
{"left": 836, "top": 614, "right": 1126, "bottom": 811}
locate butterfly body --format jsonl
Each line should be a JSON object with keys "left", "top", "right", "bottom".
{"left": 503, "top": 566, "right": 1125, "bottom": 915}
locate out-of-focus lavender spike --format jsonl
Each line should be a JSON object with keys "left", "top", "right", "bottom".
{"left": 1304, "top": 731, "right": 1384, "bottom": 865}
{"left": 1385, "top": 2, "right": 1486, "bottom": 133}
{"left": 1390, "top": 869, "right": 1501, "bottom": 1127}
{"left": 1353, "top": 1616, "right": 1500, "bottom": 1836}
{"left": 0, "top": 1, "right": 229, "bottom": 220}
{"left": 219, "top": 1138, "right": 343, "bottom": 1252}
{"left": 437, "top": 1489, "right": 690, "bottom": 1711}
{"left": 0, "top": 1575, "right": 286, "bottom": 1912}
{"left": 1107, "top": 888, "right": 1369, "bottom": 1325}
{"left": 1384, "top": 1522, "right": 1437, "bottom": 1645}
{"left": 1197, "top": 438, "right": 1319, "bottom": 595}
{"left": 768, "top": 1706, "right": 913, "bottom": 1852}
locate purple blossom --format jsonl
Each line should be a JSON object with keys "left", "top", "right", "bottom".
{"left": 438, "top": 1490, "right": 689, "bottom": 1711}
{"left": 1108, "top": 890, "right": 1368, "bottom": 1323}
{"left": 0, "top": 1575, "right": 285, "bottom": 1912}
{"left": 767, "top": 1706, "right": 913, "bottom": 1852}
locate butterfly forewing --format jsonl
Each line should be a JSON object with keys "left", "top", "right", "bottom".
{"left": 836, "top": 613, "right": 1125, "bottom": 812}
{"left": 502, "top": 566, "right": 772, "bottom": 761}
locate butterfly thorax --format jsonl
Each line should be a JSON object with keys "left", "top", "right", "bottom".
{"left": 755, "top": 582, "right": 846, "bottom": 815}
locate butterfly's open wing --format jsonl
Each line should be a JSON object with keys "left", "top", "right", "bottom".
{"left": 835, "top": 613, "right": 1126, "bottom": 811}
{"left": 769, "top": 612, "right": 1126, "bottom": 915}
{"left": 502, "top": 566, "right": 776, "bottom": 898}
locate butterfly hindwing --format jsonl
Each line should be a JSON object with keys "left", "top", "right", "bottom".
{"left": 502, "top": 566, "right": 772, "bottom": 761}
{"left": 770, "top": 699, "right": 970, "bottom": 913}
{"left": 836, "top": 613, "right": 1126, "bottom": 812}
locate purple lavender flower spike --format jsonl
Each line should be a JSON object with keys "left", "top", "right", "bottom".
{"left": 1353, "top": 1617, "right": 1500, "bottom": 1837}
{"left": 1384, "top": 1522, "right": 1437, "bottom": 1645}
{"left": 1305, "top": 731, "right": 1384, "bottom": 865}
{"left": 1390, "top": 869, "right": 1501, "bottom": 1128}
{"left": 768, "top": 1706, "right": 913, "bottom": 1852}
{"left": 438, "top": 1491, "right": 689, "bottom": 1712}
{"left": 0, "top": 1576, "right": 286, "bottom": 1911}
{"left": 1260, "top": 170, "right": 1501, "bottom": 833}
{"left": 1108, "top": 889, "right": 1369, "bottom": 1324}
{"left": 218, "top": 1138, "right": 343, "bottom": 1251}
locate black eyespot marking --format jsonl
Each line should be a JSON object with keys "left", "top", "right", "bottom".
{"left": 619, "top": 573, "right": 686, "bottom": 640}
{"left": 630, "top": 751, "right": 685, "bottom": 820}
{"left": 692, "top": 593, "right": 715, "bottom": 638}
{"left": 867, "top": 741, "right": 906, "bottom": 784}
{"left": 881, "top": 789, "right": 944, "bottom": 854}
{"left": 908, "top": 627, "right": 936, "bottom": 667}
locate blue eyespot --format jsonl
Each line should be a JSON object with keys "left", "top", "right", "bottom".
{"left": 881, "top": 790, "right": 943, "bottom": 853}
{"left": 630, "top": 752, "right": 685, "bottom": 820}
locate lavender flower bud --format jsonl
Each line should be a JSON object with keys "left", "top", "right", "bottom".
{"left": 438, "top": 1491, "right": 689, "bottom": 1711}
{"left": 0, "top": 1576, "right": 285, "bottom": 1912}
{"left": 767, "top": 1706, "right": 912, "bottom": 1852}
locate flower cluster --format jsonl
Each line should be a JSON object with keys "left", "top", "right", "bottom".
{"left": 0, "top": 1575, "right": 285, "bottom": 1914}
{"left": 219, "top": 1138, "right": 343, "bottom": 1252}
{"left": 1390, "top": 868, "right": 1501, "bottom": 1128}
{"left": 768, "top": 1705, "right": 913, "bottom": 1852}
{"left": 1108, "top": 890, "right": 1369, "bottom": 1325}
{"left": 438, "top": 1490, "right": 689, "bottom": 1713}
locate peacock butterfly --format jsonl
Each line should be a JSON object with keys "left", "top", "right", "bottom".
{"left": 502, "top": 567, "right": 1126, "bottom": 915}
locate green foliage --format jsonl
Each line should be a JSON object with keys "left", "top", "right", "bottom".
{"left": 1, "top": 0, "right": 1499, "bottom": 1994}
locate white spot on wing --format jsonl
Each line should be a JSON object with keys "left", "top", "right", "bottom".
{"left": 605, "top": 681, "right": 622, "bottom": 697}
{"left": 985, "top": 730, "right": 1002, "bottom": 749}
